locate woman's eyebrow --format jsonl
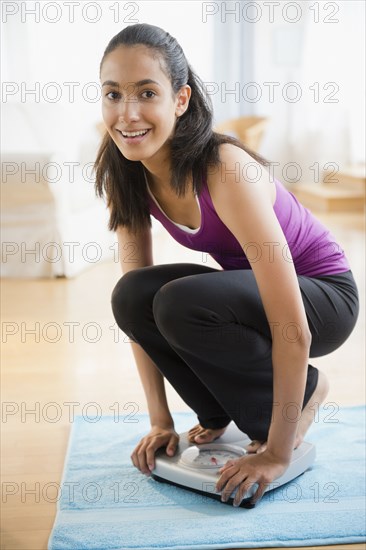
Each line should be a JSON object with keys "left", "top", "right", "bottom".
{"left": 102, "top": 79, "right": 161, "bottom": 88}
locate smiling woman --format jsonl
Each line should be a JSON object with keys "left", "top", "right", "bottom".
{"left": 101, "top": 48, "right": 184, "bottom": 164}
{"left": 94, "top": 23, "right": 269, "bottom": 232}
{"left": 93, "top": 23, "right": 359, "bottom": 508}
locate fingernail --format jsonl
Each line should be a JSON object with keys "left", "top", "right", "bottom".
{"left": 148, "top": 464, "right": 153, "bottom": 470}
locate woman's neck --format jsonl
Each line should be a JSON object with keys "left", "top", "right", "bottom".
{"left": 144, "top": 171, "right": 171, "bottom": 194}
{"left": 142, "top": 160, "right": 176, "bottom": 196}
{"left": 141, "top": 148, "right": 193, "bottom": 198}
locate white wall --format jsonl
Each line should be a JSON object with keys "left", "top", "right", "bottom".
{"left": 2, "top": 0, "right": 364, "bottom": 174}
{"left": 1, "top": 1, "right": 214, "bottom": 156}
{"left": 204, "top": 0, "right": 364, "bottom": 176}
{"left": 251, "top": 0, "right": 365, "bottom": 172}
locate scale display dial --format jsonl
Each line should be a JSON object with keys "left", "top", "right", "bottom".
{"left": 180, "top": 443, "right": 245, "bottom": 469}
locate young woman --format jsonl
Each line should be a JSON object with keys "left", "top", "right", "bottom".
{"left": 94, "top": 23, "right": 359, "bottom": 507}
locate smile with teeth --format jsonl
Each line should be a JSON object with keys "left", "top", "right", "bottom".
{"left": 121, "top": 129, "right": 150, "bottom": 137}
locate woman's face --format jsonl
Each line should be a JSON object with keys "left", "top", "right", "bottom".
{"left": 100, "top": 45, "right": 190, "bottom": 165}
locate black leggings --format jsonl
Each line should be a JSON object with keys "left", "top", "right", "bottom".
{"left": 111, "top": 264, "right": 359, "bottom": 440}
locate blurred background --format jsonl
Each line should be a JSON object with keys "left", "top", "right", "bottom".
{"left": 1, "top": 0, "right": 365, "bottom": 277}
{"left": 1, "top": 2, "right": 365, "bottom": 547}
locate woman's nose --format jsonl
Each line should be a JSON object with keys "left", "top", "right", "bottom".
{"left": 118, "top": 97, "right": 140, "bottom": 123}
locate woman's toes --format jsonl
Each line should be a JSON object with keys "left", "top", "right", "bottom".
{"left": 188, "top": 424, "right": 229, "bottom": 444}
{"left": 257, "top": 442, "right": 267, "bottom": 454}
{"left": 245, "top": 440, "right": 265, "bottom": 453}
{"left": 188, "top": 425, "right": 200, "bottom": 435}
{"left": 188, "top": 426, "right": 201, "bottom": 440}
{"left": 194, "top": 430, "right": 214, "bottom": 442}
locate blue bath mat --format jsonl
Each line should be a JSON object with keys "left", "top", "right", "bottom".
{"left": 48, "top": 406, "right": 366, "bottom": 549}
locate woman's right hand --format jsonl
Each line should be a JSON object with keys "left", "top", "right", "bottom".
{"left": 130, "top": 425, "right": 179, "bottom": 476}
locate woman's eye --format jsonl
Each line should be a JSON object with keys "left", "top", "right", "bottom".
{"left": 106, "top": 91, "right": 120, "bottom": 101}
{"left": 141, "top": 90, "right": 156, "bottom": 99}
{"left": 105, "top": 90, "right": 155, "bottom": 101}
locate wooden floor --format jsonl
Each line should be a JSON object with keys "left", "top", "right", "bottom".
{"left": 1, "top": 211, "right": 365, "bottom": 550}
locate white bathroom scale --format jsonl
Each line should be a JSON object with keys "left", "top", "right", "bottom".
{"left": 151, "top": 421, "right": 316, "bottom": 508}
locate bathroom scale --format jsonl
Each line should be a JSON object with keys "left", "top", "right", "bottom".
{"left": 151, "top": 421, "right": 316, "bottom": 508}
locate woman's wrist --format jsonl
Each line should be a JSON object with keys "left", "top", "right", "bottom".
{"left": 266, "top": 429, "right": 296, "bottom": 464}
{"left": 150, "top": 412, "right": 175, "bottom": 430}
{"left": 265, "top": 444, "right": 292, "bottom": 466}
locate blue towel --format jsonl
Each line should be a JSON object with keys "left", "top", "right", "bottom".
{"left": 48, "top": 405, "right": 366, "bottom": 549}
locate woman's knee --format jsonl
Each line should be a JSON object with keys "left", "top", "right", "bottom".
{"left": 111, "top": 268, "right": 151, "bottom": 329}
{"left": 152, "top": 279, "right": 190, "bottom": 344}
{"left": 153, "top": 277, "right": 273, "bottom": 357}
{"left": 152, "top": 277, "right": 227, "bottom": 349}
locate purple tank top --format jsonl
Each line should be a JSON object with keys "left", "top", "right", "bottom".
{"left": 146, "top": 176, "right": 350, "bottom": 277}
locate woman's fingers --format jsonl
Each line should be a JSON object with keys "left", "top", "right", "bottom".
{"left": 130, "top": 441, "right": 143, "bottom": 468}
{"left": 216, "top": 452, "right": 288, "bottom": 507}
{"left": 248, "top": 481, "right": 269, "bottom": 505}
{"left": 217, "top": 467, "right": 260, "bottom": 506}
{"left": 130, "top": 448, "right": 138, "bottom": 469}
{"left": 145, "top": 444, "right": 157, "bottom": 472}
{"left": 130, "top": 443, "right": 145, "bottom": 472}
{"left": 131, "top": 430, "right": 180, "bottom": 475}
{"left": 219, "top": 470, "right": 243, "bottom": 502}
{"left": 136, "top": 442, "right": 151, "bottom": 475}
{"left": 166, "top": 434, "right": 179, "bottom": 457}
{"left": 218, "top": 459, "right": 236, "bottom": 473}
{"left": 146, "top": 434, "right": 178, "bottom": 471}
{"left": 233, "top": 479, "right": 258, "bottom": 507}
{"left": 216, "top": 462, "right": 239, "bottom": 492}
{"left": 131, "top": 439, "right": 154, "bottom": 475}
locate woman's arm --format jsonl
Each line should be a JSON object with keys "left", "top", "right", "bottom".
{"left": 208, "top": 144, "right": 312, "bottom": 463}
{"left": 130, "top": 342, "right": 175, "bottom": 428}
{"left": 116, "top": 224, "right": 174, "bottom": 429}
{"left": 116, "top": 224, "right": 154, "bottom": 275}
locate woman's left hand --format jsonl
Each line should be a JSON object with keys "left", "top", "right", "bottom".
{"left": 215, "top": 449, "right": 289, "bottom": 507}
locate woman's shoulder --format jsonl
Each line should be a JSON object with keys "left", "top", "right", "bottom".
{"left": 216, "top": 141, "right": 252, "bottom": 162}
{"left": 208, "top": 141, "right": 264, "bottom": 184}
{"left": 206, "top": 142, "right": 275, "bottom": 206}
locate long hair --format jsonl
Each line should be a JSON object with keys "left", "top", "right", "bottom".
{"left": 94, "top": 23, "right": 271, "bottom": 233}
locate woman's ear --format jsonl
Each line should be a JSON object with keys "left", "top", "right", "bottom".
{"left": 175, "top": 85, "right": 191, "bottom": 117}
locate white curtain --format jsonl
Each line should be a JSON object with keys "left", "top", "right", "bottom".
{"left": 1, "top": 2, "right": 214, "bottom": 155}
{"left": 290, "top": 0, "right": 365, "bottom": 170}
{"left": 212, "top": 0, "right": 365, "bottom": 174}
{"left": 2, "top": 1, "right": 364, "bottom": 172}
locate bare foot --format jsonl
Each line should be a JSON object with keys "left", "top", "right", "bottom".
{"left": 188, "top": 424, "right": 228, "bottom": 444}
{"left": 245, "top": 369, "right": 330, "bottom": 454}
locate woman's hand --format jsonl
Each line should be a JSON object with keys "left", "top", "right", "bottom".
{"left": 215, "top": 449, "right": 289, "bottom": 507}
{"left": 130, "top": 425, "right": 179, "bottom": 476}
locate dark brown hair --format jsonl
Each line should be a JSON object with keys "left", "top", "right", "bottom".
{"left": 94, "top": 23, "right": 270, "bottom": 233}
